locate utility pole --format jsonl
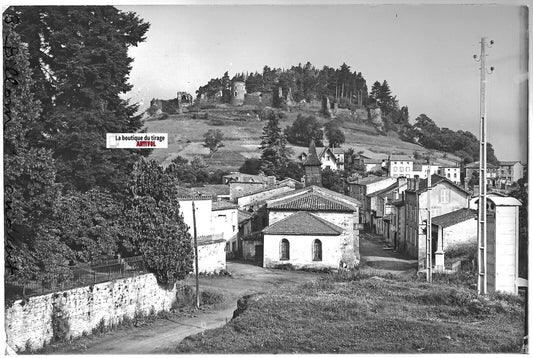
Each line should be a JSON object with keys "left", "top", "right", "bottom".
{"left": 426, "top": 167, "right": 432, "bottom": 282}
{"left": 474, "top": 38, "right": 494, "bottom": 295}
{"left": 192, "top": 201, "right": 200, "bottom": 308}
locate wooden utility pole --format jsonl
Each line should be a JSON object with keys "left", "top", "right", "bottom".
{"left": 426, "top": 167, "right": 432, "bottom": 282}
{"left": 192, "top": 201, "right": 200, "bottom": 308}
{"left": 474, "top": 37, "right": 494, "bottom": 295}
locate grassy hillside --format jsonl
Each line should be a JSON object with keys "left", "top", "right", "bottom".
{"left": 173, "top": 273, "right": 525, "bottom": 353}
{"left": 143, "top": 106, "right": 459, "bottom": 170}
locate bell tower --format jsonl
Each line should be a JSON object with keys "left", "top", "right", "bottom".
{"left": 304, "top": 140, "right": 322, "bottom": 187}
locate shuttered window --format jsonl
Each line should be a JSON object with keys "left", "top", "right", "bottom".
{"left": 280, "top": 239, "right": 290, "bottom": 260}
{"left": 312, "top": 239, "right": 322, "bottom": 261}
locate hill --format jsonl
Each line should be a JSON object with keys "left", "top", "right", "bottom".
{"left": 142, "top": 105, "right": 460, "bottom": 171}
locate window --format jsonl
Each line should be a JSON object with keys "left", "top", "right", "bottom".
{"left": 454, "top": 173, "right": 457, "bottom": 178}
{"left": 394, "top": 167, "right": 398, "bottom": 172}
{"left": 400, "top": 167, "right": 404, "bottom": 172}
{"left": 280, "top": 239, "right": 290, "bottom": 260}
{"left": 439, "top": 189, "right": 450, "bottom": 203}
{"left": 312, "top": 239, "right": 322, "bottom": 261}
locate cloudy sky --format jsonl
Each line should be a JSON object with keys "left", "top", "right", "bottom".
{"left": 118, "top": 2, "right": 528, "bottom": 162}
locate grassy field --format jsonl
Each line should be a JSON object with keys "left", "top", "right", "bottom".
{"left": 142, "top": 106, "right": 454, "bottom": 170}
{"left": 173, "top": 273, "right": 525, "bottom": 354}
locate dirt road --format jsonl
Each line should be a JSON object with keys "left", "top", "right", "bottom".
{"left": 359, "top": 232, "right": 418, "bottom": 274}
{"left": 62, "top": 263, "right": 318, "bottom": 354}
{"left": 57, "top": 232, "right": 416, "bottom": 354}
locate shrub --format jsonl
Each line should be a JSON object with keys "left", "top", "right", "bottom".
{"left": 201, "top": 290, "right": 224, "bottom": 306}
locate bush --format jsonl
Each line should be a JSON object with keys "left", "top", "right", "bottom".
{"left": 201, "top": 290, "right": 224, "bottom": 306}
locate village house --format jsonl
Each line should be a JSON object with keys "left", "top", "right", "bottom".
{"left": 388, "top": 155, "right": 414, "bottom": 178}
{"left": 372, "top": 178, "right": 408, "bottom": 238}
{"left": 464, "top": 161, "right": 499, "bottom": 187}
{"left": 401, "top": 174, "right": 471, "bottom": 269}
{"left": 437, "top": 164, "right": 461, "bottom": 184}
{"left": 177, "top": 194, "right": 226, "bottom": 274}
{"left": 260, "top": 140, "right": 362, "bottom": 269}
{"left": 497, "top": 161, "right": 524, "bottom": 186}
{"left": 347, "top": 175, "right": 396, "bottom": 229}
{"left": 211, "top": 201, "right": 239, "bottom": 258}
{"left": 299, "top": 146, "right": 345, "bottom": 171}
{"left": 411, "top": 162, "right": 440, "bottom": 179}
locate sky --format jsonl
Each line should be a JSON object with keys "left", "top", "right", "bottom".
{"left": 118, "top": 3, "right": 528, "bottom": 162}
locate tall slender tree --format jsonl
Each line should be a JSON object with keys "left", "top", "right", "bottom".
{"left": 259, "top": 111, "right": 290, "bottom": 177}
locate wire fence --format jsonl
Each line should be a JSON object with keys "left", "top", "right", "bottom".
{"left": 5, "top": 255, "right": 147, "bottom": 301}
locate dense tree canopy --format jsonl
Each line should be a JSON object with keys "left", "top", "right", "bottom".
{"left": 8, "top": 6, "right": 151, "bottom": 192}
{"left": 284, "top": 114, "right": 324, "bottom": 147}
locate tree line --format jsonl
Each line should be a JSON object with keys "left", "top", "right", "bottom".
{"left": 4, "top": 7, "right": 194, "bottom": 288}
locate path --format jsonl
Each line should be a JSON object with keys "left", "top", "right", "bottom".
{"left": 63, "top": 262, "right": 318, "bottom": 354}
{"left": 59, "top": 233, "right": 417, "bottom": 354}
{"left": 359, "top": 231, "right": 418, "bottom": 275}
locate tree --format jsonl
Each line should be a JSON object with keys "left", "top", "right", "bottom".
{"left": 468, "top": 170, "right": 479, "bottom": 190}
{"left": 259, "top": 111, "right": 290, "bottom": 178}
{"left": 203, "top": 129, "right": 225, "bottom": 158}
{"left": 128, "top": 159, "right": 194, "bottom": 284}
{"left": 325, "top": 122, "right": 345, "bottom": 148}
{"left": 4, "top": 23, "right": 69, "bottom": 285}
{"left": 284, "top": 114, "right": 324, "bottom": 147}
{"left": 322, "top": 168, "right": 345, "bottom": 194}
{"left": 239, "top": 158, "right": 262, "bottom": 175}
{"left": 9, "top": 6, "right": 151, "bottom": 192}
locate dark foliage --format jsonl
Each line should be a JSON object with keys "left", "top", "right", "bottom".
{"left": 285, "top": 114, "right": 324, "bottom": 147}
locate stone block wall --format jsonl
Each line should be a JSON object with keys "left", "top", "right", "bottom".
{"left": 5, "top": 273, "right": 178, "bottom": 352}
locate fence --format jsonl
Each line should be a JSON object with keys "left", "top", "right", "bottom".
{"left": 5, "top": 256, "right": 147, "bottom": 301}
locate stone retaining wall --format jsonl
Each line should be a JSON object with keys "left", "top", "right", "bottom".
{"left": 5, "top": 273, "right": 178, "bottom": 352}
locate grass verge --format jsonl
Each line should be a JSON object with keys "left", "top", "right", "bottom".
{"left": 175, "top": 275, "right": 525, "bottom": 353}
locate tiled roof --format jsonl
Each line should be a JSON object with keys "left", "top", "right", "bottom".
{"left": 411, "top": 174, "right": 470, "bottom": 195}
{"left": 368, "top": 182, "right": 398, "bottom": 197}
{"left": 190, "top": 185, "right": 229, "bottom": 197}
{"left": 432, "top": 208, "right": 476, "bottom": 228}
{"left": 236, "top": 183, "right": 291, "bottom": 199}
{"left": 262, "top": 211, "right": 343, "bottom": 236}
{"left": 389, "top": 155, "right": 413, "bottom": 161}
{"left": 212, "top": 200, "right": 238, "bottom": 211}
{"left": 268, "top": 191, "right": 356, "bottom": 212}
{"left": 349, "top": 175, "right": 389, "bottom": 185}
{"left": 238, "top": 209, "right": 253, "bottom": 224}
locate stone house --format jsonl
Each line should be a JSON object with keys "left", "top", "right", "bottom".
{"left": 401, "top": 174, "right": 471, "bottom": 268}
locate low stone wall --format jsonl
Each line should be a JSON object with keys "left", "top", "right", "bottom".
{"left": 5, "top": 273, "right": 178, "bottom": 352}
